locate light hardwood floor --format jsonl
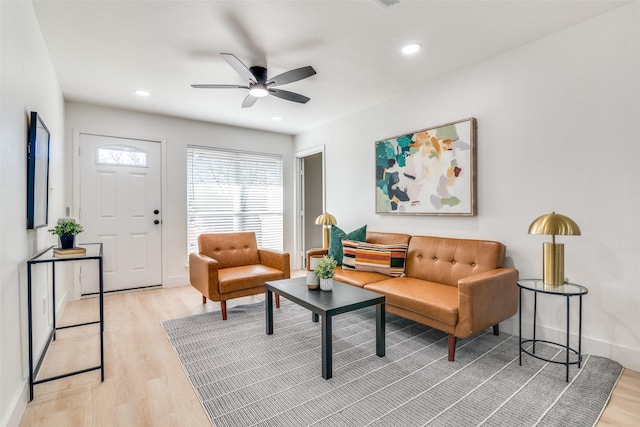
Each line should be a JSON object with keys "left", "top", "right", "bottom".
{"left": 20, "top": 282, "right": 640, "bottom": 426}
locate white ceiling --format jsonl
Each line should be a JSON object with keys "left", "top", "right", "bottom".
{"left": 32, "top": 0, "right": 630, "bottom": 135}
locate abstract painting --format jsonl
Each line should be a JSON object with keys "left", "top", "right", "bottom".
{"left": 375, "top": 117, "right": 477, "bottom": 216}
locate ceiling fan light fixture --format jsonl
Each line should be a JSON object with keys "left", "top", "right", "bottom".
{"left": 402, "top": 43, "right": 422, "bottom": 55}
{"left": 249, "top": 85, "right": 269, "bottom": 98}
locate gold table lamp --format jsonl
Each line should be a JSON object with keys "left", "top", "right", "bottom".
{"left": 528, "top": 212, "right": 581, "bottom": 286}
{"left": 315, "top": 212, "right": 337, "bottom": 249}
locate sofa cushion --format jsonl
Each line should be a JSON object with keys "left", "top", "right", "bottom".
{"left": 328, "top": 224, "right": 367, "bottom": 266}
{"left": 365, "top": 277, "right": 459, "bottom": 326}
{"left": 341, "top": 239, "right": 408, "bottom": 277}
{"left": 334, "top": 267, "right": 390, "bottom": 288}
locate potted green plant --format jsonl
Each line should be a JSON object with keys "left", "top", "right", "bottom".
{"left": 48, "top": 220, "right": 84, "bottom": 249}
{"left": 315, "top": 255, "right": 337, "bottom": 291}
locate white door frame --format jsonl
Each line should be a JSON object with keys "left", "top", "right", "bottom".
{"left": 72, "top": 128, "right": 168, "bottom": 298}
{"left": 294, "top": 145, "right": 325, "bottom": 270}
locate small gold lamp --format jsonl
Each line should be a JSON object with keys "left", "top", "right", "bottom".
{"left": 528, "top": 212, "right": 581, "bottom": 286}
{"left": 315, "top": 212, "right": 337, "bottom": 249}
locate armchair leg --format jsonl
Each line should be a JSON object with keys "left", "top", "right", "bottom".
{"left": 276, "top": 294, "right": 281, "bottom": 308}
{"left": 448, "top": 334, "right": 457, "bottom": 362}
{"left": 493, "top": 324, "right": 499, "bottom": 336}
{"left": 221, "top": 301, "right": 227, "bottom": 320}
{"left": 202, "top": 295, "right": 206, "bottom": 304}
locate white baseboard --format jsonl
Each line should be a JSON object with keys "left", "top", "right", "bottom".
{"left": 2, "top": 380, "right": 27, "bottom": 427}
{"left": 163, "top": 274, "right": 189, "bottom": 288}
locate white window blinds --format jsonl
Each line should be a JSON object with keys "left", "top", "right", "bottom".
{"left": 186, "top": 145, "right": 284, "bottom": 256}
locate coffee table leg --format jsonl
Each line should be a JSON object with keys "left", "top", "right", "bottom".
{"left": 322, "top": 314, "right": 332, "bottom": 379}
{"left": 312, "top": 313, "right": 319, "bottom": 322}
{"left": 376, "top": 303, "right": 385, "bottom": 357}
{"left": 266, "top": 290, "right": 273, "bottom": 335}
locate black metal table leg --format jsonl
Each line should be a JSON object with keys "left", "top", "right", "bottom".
{"left": 312, "top": 312, "right": 319, "bottom": 322}
{"left": 519, "top": 287, "right": 522, "bottom": 366}
{"left": 27, "top": 263, "right": 34, "bottom": 401}
{"left": 99, "top": 257, "right": 104, "bottom": 381}
{"left": 566, "top": 295, "right": 571, "bottom": 382}
{"left": 376, "top": 303, "right": 385, "bottom": 357}
{"left": 322, "top": 314, "right": 332, "bottom": 379}
{"left": 533, "top": 291, "right": 538, "bottom": 354}
{"left": 266, "top": 290, "right": 274, "bottom": 335}
{"left": 578, "top": 295, "right": 583, "bottom": 369}
{"left": 52, "top": 262, "right": 57, "bottom": 340}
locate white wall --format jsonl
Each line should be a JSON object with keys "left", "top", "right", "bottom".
{"left": 64, "top": 102, "right": 295, "bottom": 287}
{"left": 0, "top": 1, "right": 66, "bottom": 426}
{"left": 295, "top": 3, "right": 640, "bottom": 371}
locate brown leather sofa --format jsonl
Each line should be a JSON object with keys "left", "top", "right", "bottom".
{"left": 190, "top": 232, "right": 290, "bottom": 320}
{"left": 307, "top": 231, "right": 518, "bottom": 361}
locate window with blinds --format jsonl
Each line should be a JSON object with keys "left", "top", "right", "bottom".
{"left": 186, "top": 145, "right": 284, "bottom": 257}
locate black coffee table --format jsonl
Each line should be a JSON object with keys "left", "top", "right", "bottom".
{"left": 265, "top": 277, "right": 385, "bottom": 379}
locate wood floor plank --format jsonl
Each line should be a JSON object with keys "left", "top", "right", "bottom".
{"left": 19, "top": 274, "right": 640, "bottom": 426}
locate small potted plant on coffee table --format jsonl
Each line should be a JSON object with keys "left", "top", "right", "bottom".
{"left": 315, "top": 255, "right": 337, "bottom": 291}
{"left": 48, "top": 220, "right": 84, "bottom": 249}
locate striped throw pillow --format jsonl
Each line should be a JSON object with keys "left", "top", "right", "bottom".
{"left": 341, "top": 239, "right": 408, "bottom": 277}
{"left": 341, "top": 239, "right": 359, "bottom": 270}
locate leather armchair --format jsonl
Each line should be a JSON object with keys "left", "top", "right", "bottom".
{"left": 189, "top": 232, "right": 290, "bottom": 320}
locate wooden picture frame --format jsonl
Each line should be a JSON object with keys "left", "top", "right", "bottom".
{"left": 375, "top": 117, "right": 477, "bottom": 216}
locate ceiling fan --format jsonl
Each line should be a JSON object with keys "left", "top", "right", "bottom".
{"left": 191, "top": 53, "right": 316, "bottom": 108}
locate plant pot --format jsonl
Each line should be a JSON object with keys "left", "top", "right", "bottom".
{"left": 60, "top": 235, "right": 75, "bottom": 249}
{"left": 306, "top": 271, "right": 319, "bottom": 289}
{"left": 319, "top": 278, "right": 333, "bottom": 291}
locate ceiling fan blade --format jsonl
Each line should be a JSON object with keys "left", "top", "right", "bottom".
{"left": 268, "top": 66, "right": 316, "bottom": 87}
{"left": 221, "top": 53, "right": 257, "bottom": 82}
{"left": 242, "top": 94, "right": 259, "bottom": 108}
{"left": 269, "top": 88, "right": 310, "bottom": 104}
{"left": 191, "top": 84, "right": 249, "bottom": 89}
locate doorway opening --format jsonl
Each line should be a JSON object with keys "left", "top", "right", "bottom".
{"left": 295, "top": 146, "right": 325, "bottom": 270}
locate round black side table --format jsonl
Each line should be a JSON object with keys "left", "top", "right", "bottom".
{"left": 518, "top": 279, "right": 588, "bottom": 382}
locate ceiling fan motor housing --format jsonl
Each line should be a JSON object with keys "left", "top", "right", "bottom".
{"left": 249, "top": 66, "right": 268, "bottom": 83}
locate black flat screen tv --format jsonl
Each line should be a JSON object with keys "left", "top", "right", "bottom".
{"left": 26, "top": 111, "right": 51, "bottom": 229}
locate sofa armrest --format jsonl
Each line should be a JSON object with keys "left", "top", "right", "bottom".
{"left": 258, "top": 249, "right": 291, "bottom": 279}
{"left": 305, "top": 248, "right": 328, "bottom": 270}
{"left": 189, "top": 252, "right": 220, "bottom": 299}
{"left": 455, "top": 268, "right": 519, "bottom": 338}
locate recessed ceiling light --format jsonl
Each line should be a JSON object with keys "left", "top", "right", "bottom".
{"left": 272, "top": 116, "right": 282, "bottom": 121}
{"left": 134, "top": 90, "right": 150, "bottom": 97}
{"left": 401, "top": 43, "right": 421, "bottom": 55}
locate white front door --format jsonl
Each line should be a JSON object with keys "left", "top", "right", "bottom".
{"left": 78, "top": 133, "right": 162, "bottom": 294}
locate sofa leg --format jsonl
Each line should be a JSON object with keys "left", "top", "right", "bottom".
{"left": 448, "top": 334, "right": 457, "bottom": 362}
{"left": 493, "top": 324, "right": 499, "bottom": 336}
{"left": 275, "top": 294, "right": 281, "bottom": 308}
{"left": 221, "top": 301, "right": 227, "bottom": 320}
{"left": 202, "top": 295, "right": 207, "bottom": 304}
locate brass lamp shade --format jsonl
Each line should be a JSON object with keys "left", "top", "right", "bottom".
{"left": 315, "top": 212, "right": 337, "bottom": 249}
{"left": 528, "top": 212, "right": 581, "bottom": 286}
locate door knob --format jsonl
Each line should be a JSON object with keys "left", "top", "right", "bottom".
{"left": 154, "top": 219, "right": 160, "bottom": 225}
{"left": 154, "top": 209, "right": 160, "bottom": 215}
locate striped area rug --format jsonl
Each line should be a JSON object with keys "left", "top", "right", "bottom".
{"left": 162, "top": 299, "right": 622, "bottom": 427}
